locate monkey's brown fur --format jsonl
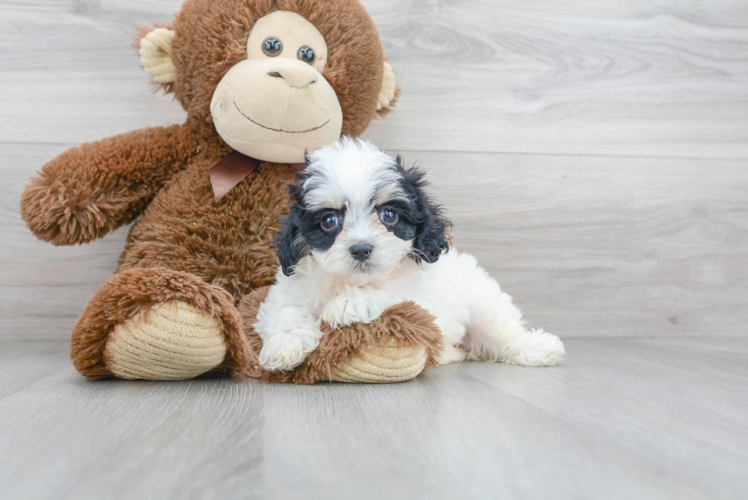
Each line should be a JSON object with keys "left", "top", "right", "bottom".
{"left": 20, "top": 0, "right": 433, "bottom": 382}
{"left": 239, "top": 288, "right": 442, "bottom": 384}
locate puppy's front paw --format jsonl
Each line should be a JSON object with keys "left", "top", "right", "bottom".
{"left": 259, "top": 330, "right": 321, "bottom": 372}
{"left": 321, "top": 296, "right": 385, "bottom": 328}
{"left": 504, "top": 329, "right": 566, "bottom": 367}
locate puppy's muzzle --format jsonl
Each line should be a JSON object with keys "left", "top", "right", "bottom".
{"left": 350, "top": 243, "right": 373, "bottom": 262}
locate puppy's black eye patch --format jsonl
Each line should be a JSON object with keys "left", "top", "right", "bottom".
{"left": 376, "top": 201, "right": 417, "bottom": 241}
{"left": 391, "top": 156, "right": 452, "bottom": 263}
{"left": 299, "top": 207, "right": 345, "bottom": 251}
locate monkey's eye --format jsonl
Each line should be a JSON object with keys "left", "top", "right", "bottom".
{"left": 379, "top": 207, "right": 398, "bottom": 226}
{"left": 297, "top": 46, "right": 315, "bottom": 64}
{"left": 262, "top": 37, "right": 283, "bottom": 57}
{"left": 320, "top": 213, "right": 339, "bottom": 232}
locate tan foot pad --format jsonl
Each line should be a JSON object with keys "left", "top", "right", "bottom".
{"left": 331, "top": 339, "right": 428, "bottom": 383}
{"left": 239, "top": 288, "right": 441, "bottom": 384}
{"left": 104, "top": 301, "right": 227, "bottom": 380}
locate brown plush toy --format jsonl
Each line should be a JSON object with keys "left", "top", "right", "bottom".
{"left": 20, "top": 0, "right": 443, "bottom": 383}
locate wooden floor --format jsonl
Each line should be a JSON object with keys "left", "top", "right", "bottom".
{"left": 1, "top": 338, "right": 747, "bottom": 499}
{"left": 1, "top": 0, "right": 747, "bottom": 498}
{"left": 2, "top": 0, "right": 747, "bottom": 340}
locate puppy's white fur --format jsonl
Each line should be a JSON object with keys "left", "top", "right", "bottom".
{"left": 255, "top": 138, "right": 565, "bottom": 371}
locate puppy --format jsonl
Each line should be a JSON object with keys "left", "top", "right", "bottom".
{"left": 255, "top": 138, "right": 565, "bottom": 371}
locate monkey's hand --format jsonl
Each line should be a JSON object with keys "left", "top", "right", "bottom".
{"left": 20, "top": 125, "right": 198, "bottom": 245}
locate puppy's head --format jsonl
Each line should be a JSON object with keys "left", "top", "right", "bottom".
{"left": 276, "top": 137, "right": 450, "bottom": 284}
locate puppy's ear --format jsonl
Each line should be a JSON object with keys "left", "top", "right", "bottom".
{"left": 275, "top": 203, "right": 309, "bottom": 276}
{"left": 398, "top": 158, "right": 451, "bottom": 264}
{"left": 413, "top": 200, "right": 451, "bottom": 263}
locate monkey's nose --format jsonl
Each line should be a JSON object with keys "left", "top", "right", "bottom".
{"left": 350, "top": 244, "right": 374, "bottom": 262}
{"left": 265, "top": 60, "right": 317, "bottom": 88}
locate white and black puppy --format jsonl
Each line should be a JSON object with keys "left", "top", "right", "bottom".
{"left": 255, "top": 138, "right": 565, "bottom": 371}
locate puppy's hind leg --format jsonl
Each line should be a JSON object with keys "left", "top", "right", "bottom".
{"left": 456, "top": 255, "right": 565, "bottom": 367}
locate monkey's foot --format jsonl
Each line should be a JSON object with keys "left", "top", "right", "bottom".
{"left": 104, "top": 301, "right": 227, "bottom": 380}
{"left": 331, "top": 338, "right": 428, "bottom": 383}
{"left": 71, "top": 267, "right": 250, "bottom": 380}
{"left": 240, "top": 289, "right": 443, "bottom": 384}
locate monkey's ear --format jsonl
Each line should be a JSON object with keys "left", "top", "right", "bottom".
{"left": 136, "top": 27, "right": 177, "bottom": 85}
{"left": 275, "top": 206, "right": 309, "bottom": 276}
{"left": 375, "top": 61, "right": 399, "bottom": 115}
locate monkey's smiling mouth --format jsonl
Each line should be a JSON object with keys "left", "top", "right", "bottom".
{"left": 233, "top": 102, "right": 330, "bottom": 134}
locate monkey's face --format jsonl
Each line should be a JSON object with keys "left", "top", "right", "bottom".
{"left": 137, "top": 0, "right": 397, "bottom": 162}
{"left": 209, "top": 11, "right": 343, "bottom": 163}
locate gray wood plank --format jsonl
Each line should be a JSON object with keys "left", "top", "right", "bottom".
{"left": 0, "top": 0, "right": 746, "bottom": 158}
{"left": 1, "top": 1, "right": 746, "bottom": 498}
{"left": 364, "top": 0, "right": 748, "bottom": 159}
{"left": 4, "top": 143, "right": 746, "bottom": 339}
{"left": 421, "top": 151, "right": 748, "bottom": 339}
{"left": 0, "top": 338, "right": 746, "bottom": 499}
{"left": 3, "top": 2, "right": 746, "bottom": 497}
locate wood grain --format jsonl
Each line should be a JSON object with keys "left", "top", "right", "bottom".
{"left": 1, "top": 1, "right": 747, "bottom": 339}
{"left": 3, "top": 144, "right": 746, "bottom": 339}
{"left": 364, "top": 0, "right": 748, "bottom": 159}
{"left": 2, "top": 3, "right": 747, "bottom": 497}
{"left": 1, "top": 0, "right": 746, "bottom": 157}
{"left": 1, "top": 338, "right": 747, "bottom": 499}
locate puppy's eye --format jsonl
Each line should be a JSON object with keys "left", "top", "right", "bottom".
{"left": 262, "top": 37, "right": 283, "bottom": 57}
{"left": 297, "top": 46, "right": 315, "bottom": 64}
{"left": 320, "top": 213, "right": 339, "bottom": 232}
{"left": 379, "top": 207, "right": 398, "bottom": 225}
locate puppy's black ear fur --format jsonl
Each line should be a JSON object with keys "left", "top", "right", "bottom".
{"left": 414, "top": 209, "right": 451, "bottom": 263}
{"left": 275, "top": 190, "right": 309, "bottom": 276}
{"left": 397, "top": 156, "right": 452, "bottom": 263}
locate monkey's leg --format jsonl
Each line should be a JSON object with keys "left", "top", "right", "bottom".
{"left": 240, "top": 290, "right": 444, "bottom": 384}
{"left": 70, "top": 267, "right": 252, "bottom": 380}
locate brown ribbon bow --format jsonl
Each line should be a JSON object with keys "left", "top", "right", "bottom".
{"left": 208, "top": 151, "right": 306, "bottom": 203}
{"left": 208, "top": 151, "right": 261, "bottom": 203}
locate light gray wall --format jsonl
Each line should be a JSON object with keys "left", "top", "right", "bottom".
{"left": 1, "top": 0, "right": 746, "bottom": 339}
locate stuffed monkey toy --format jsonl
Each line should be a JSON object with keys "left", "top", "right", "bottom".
{"left": 20, "top": 0, "right": 442, "bottom": 383}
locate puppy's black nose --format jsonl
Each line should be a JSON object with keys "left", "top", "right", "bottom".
{"left": 350, "top": 243, "right": 373, "bottom": 262}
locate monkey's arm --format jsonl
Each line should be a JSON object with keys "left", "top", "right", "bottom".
{"left": 21, "top": 124, "right": 199, "bottom": 246}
